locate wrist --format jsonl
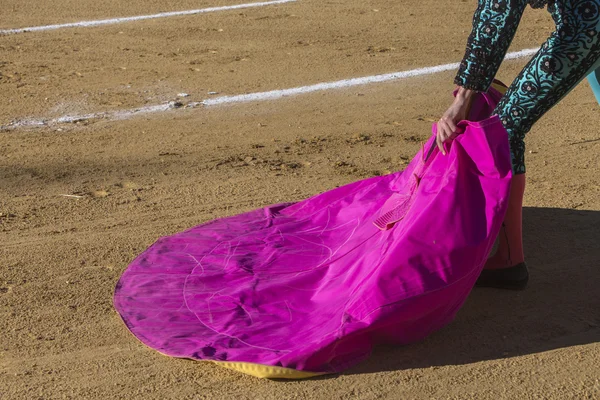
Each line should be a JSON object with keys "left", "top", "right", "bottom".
{"left": 455, "top": 86, "right": 476, "bottom": 102}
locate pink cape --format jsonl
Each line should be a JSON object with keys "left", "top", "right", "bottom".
{"left": 114, "top": 86, "right": 512, "bottom": 374}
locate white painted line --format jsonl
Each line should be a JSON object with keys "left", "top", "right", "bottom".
{"left": 2, "top": 103, "right": 173, "bottom": 130}
{"left": 0, "top": 0, "right": 297, "bottom": 35}
{"left": 0, "top": 48, "right": 540, "bottom": 131}
{"left": 204, "top": 48, "right": 540, "bottom": 106}
{"left": 504, "top": 47, "right": 542, "bottom": 60}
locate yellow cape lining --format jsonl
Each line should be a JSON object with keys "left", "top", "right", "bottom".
{"left": 213, "top": 361, "right": 328, "bottom": 379}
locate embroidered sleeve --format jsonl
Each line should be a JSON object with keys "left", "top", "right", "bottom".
{"left": 454, "top": 0, "right": 530, "bottom": 92}
{"left": 527, "top": 0, "right": 550, "bottom": 9}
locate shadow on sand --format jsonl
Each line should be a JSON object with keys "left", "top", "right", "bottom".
{"left": 341, "top": 206, "right": 600, "bottom": 376}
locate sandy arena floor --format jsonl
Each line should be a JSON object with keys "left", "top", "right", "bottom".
{"left": 1, "top": 0, "right": 599, "bottom": 398}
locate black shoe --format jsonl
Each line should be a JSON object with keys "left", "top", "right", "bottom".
{"left": 476, "top": 262, "right": 529, "bottom": 290}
